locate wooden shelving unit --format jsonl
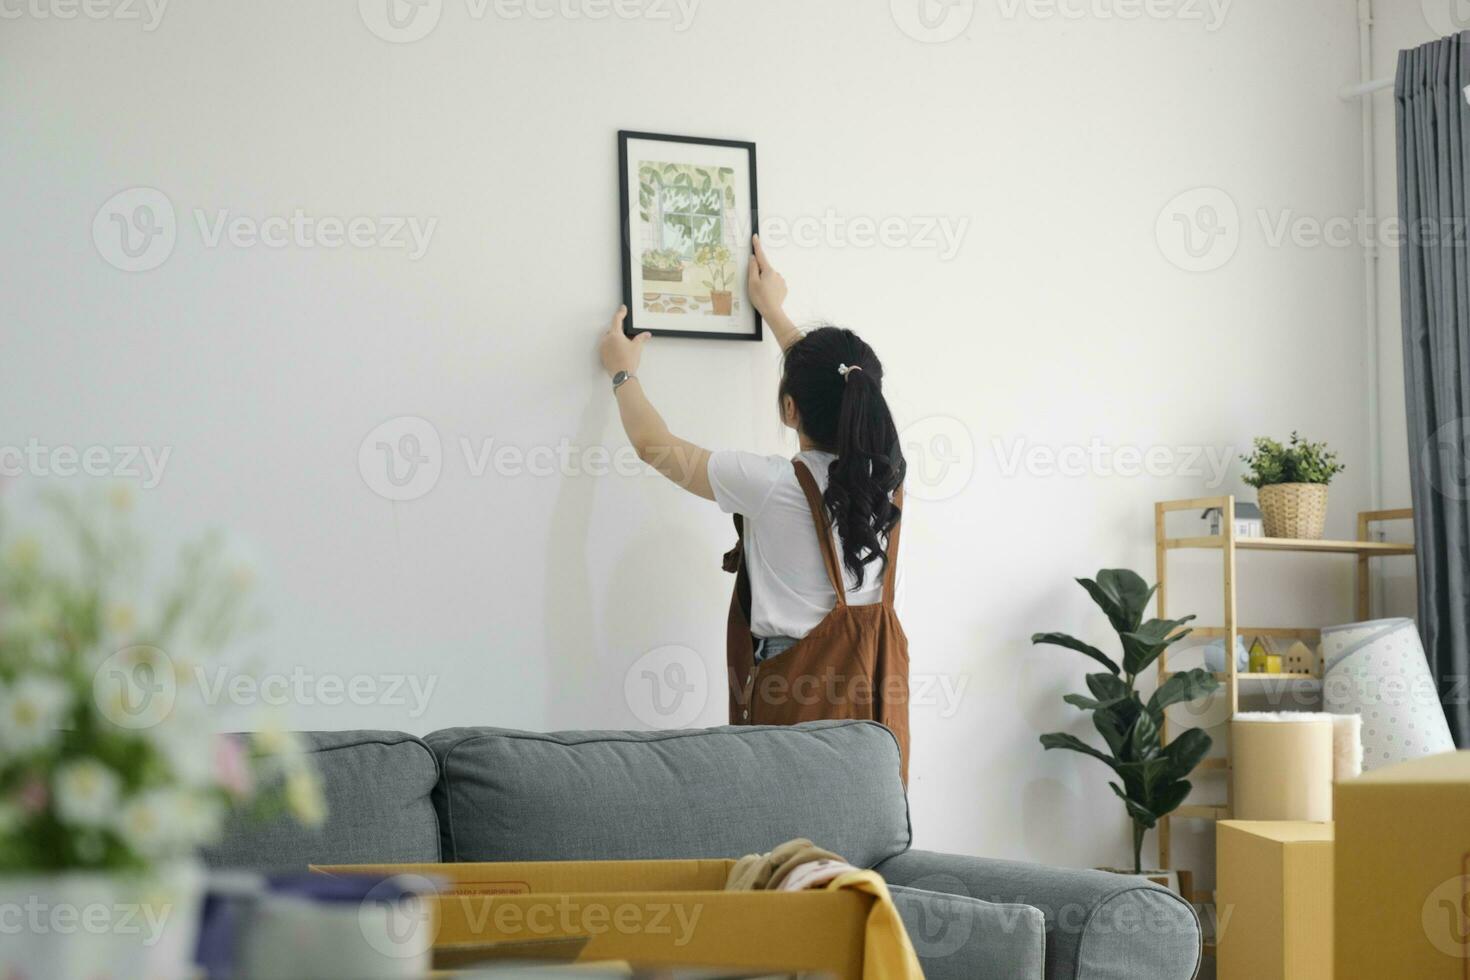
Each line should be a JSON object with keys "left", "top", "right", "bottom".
{"left": 1152, "top": 496, "right": 1414, "bottom": 876}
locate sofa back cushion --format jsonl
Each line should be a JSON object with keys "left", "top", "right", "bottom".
{"left": 202, "top": 730, "right": 441, "bottom": 874}
{"left": 426, "top": 721, "right": 910, "bottom": 868}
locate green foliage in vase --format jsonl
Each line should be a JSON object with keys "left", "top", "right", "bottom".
{"left": 1240, "top": 432, "right": 1345, "bottom": 488}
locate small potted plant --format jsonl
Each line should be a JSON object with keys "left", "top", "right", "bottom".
{"left": 640, "top": 247, "right": 684, "bottom": 283}
{"left": 1033, "top": 569, "right": 1219, "bottom": 878}
{"left": 694, "top": 243, "right": 734, "bottom": 315}
{"left": 0, "top": 488, "right": 325, "bottom": 980}
{"left": 1240, "top": 432, "right": 1345, "bottom": 539}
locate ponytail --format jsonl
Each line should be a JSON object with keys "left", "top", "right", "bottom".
{"left": 779, "top": 326, "right": 905, "bottom": 586}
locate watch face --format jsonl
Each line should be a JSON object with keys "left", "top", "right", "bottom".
{"left": 612, "top": 371, "right": 629, "bottom": 387}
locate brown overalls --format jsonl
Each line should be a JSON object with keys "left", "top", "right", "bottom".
{"left": 724, "top": 460, "right": 911, "bottom": 783}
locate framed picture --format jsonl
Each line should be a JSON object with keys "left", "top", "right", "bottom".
{"left": 618, "top": 130, "right": 761, "bottom": 341}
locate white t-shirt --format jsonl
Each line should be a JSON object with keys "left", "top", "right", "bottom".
{"left": 707, "top": 449, "right": 900, "bottom": 639}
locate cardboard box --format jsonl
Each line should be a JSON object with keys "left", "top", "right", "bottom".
{"left": 1217, "top": 821, "right": 1333, "bottom": 980}
{"left": 313, "top": 859, "right": 868, "bottom": 978}
{"left": 1335, "top": 751, "right": 1470, "bottom": 979}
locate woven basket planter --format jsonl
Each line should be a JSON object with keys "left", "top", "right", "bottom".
{"left": 1257, "top": 483, "right": 1329, "bottom": 539}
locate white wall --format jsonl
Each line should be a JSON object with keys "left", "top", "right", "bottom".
{"left": 3, "top": 1, "right": 1378, "bottom": 873}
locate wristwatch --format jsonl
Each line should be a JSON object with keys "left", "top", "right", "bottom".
{"left": 612, "top": 370, "right": 635, "bottom": 390}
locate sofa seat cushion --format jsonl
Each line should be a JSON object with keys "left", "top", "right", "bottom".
{"left": 888, "top": 884, "right": 1047, "bottom": 980}
{"left": 877, "top": 849, "right": 1202, "bottom": 980}
{"left": 426, "top": 721, "right": 911, "bottom": 868}
{"left": 202, "top": 730, "right": 441, "bottom": 874}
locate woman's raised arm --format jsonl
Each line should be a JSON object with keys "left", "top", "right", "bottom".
{"left": 599, "top": 306, "right": 715, "bottom": 500}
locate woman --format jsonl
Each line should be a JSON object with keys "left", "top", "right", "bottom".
{"left": 599, "top": 235, "right": 911, "bottom": 779}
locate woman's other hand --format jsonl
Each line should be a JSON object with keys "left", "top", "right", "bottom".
{"left": 600, "top": 304, "right": 650, "bottom": 377}
{"left": 748, "top": 235, "right": 802, "bottom": 351}
{"left": 747, "top": 234, "right": 788, "bottom": 318}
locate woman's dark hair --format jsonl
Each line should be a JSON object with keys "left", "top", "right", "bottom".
{"left": 779, "top": 325, "right": 906, "bottom": 586}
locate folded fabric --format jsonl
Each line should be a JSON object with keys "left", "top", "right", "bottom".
{"left": 724, "top": 839, "right": 923, "bottom": 980}
{"left": 825, "top": 869, "right": 924, "bottom": 980}
{"left": 777, "top": 858, "right": 859, "bottom": 892}
{"left": 725, "top": 837, "right": 842, "bottom": 892}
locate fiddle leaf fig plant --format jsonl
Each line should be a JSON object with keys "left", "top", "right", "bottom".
{"left": 1033, "top": 568, "right": 1220, "bottom": 873}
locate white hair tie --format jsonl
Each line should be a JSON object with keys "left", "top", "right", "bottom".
{"left": 837, "top": 364, "right": 863, "bottom": 380}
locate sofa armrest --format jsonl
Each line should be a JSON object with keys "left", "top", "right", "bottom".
{"left": 888, "top": 883, "right": 1046, "bottom": 980}
{"left": 876, "top": 849, "right": 1201, "bottom": 980}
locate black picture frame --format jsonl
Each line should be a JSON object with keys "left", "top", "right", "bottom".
{"left": 618, "top": 130, "right": 761, "bottom": 341}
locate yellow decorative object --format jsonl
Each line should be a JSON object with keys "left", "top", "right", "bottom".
{"left": 1284, "top": 641, "right": 1315, "bottom": 675}
{"left": 1248, "top": 637, "right": 1271, "bottom": 673}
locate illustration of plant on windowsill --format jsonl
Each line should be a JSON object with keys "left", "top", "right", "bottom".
{"left": 637, "top": 160, "right": 738, "bottom": 316}
{"left": 641, "top": 248, "right": 684, "bottom": 282}
{"left": 696, "top": 243, "right": 734, "bottom": 316}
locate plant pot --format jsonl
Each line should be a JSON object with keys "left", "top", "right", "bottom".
{"left": 709, "top": 290, "right": 733, "bottom": 315}
{"left": 0, "top": 860, "right": 205, "bottom": 980}
{"left": 1257, "top": 482, "right": 1329, "bottom": 538}
{"left": 642, "top": 265, "right": 682, "bottom": 282}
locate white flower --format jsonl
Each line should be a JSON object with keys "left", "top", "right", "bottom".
{"left": 156, "top": 728, "right": 215, "bottom": 787}
{"left": 115, "top": 789, "right": 174, "bottom": 859}
{"left": 54, "top": 759, "right": 122, "bottom": 828}
{"left": 0, "top": 675, "right": 72, "bottom": 756}
{"left": 285, "top": 770, "right": 326, "bottom": 828}
{"left": 170, "top": 789, "right": 224, "bottom": 847}
{"left": 254, "top": 721, "right": 304, "bottom": 766}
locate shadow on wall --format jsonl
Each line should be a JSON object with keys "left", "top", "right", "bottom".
{"left": 541, "top": 392, "right": 603, "bottom": 727}
{"left": 540, "top": 391, "right": 728, "bottom": 731}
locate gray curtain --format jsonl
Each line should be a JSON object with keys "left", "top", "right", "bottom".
{"left": 1397, "top": 32, "right": 1470, "bottom": 746}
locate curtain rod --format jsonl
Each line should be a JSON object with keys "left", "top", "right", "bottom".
{"left": 1339, "top": 78, "right": 1392, "bottom": 100}
{"left": 1341, "top": 78, "right": 1470, "bottom": 103}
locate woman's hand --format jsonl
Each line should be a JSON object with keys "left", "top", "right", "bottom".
{"left": 600, "top": 305, "right": 650, "bottom": 377}
{"left": 747, "top": 234, "right": 787, "bottom": 319}
{"left": 747, "top": 235, "right": 802, "bottom": 352}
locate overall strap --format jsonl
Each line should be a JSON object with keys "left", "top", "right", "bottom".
{"left": 882, "top": 486, "right": 904, "bottom": 607}
{"left": 792, "top": 461, "right": 847, "bottom": 606}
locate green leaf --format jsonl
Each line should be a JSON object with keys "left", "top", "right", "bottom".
{"left": 1085, "top": 672, "right": 1129, "bottom": 703}
{"left": 1093, "top": 705, "right": 1131, "bottom": 757}
{"left": 1149, "top": 779, "right": 1193, "bottom": 821}
{"left": 1109, "top": 782, "right": 1158, "bottom": 827}
{"left": 1063, "top": 693, "right": 1102, "bottom": 710}
{"left": 1148, "top": 668, "right": 1220, "bottom": 717}
{"left": 1127, "top": 708, "right": 1161, "bottom": 761}
{"left": 1077, "top": 569, "right": 1155, "bottom": 633}
{"left": 1120, "top": 615, "right": 1195, "bottom": 675}
{"left": 1161, "top": 727, "right": 1213, "bottom": 780}
{"left": 1031, "top": 632, "right": 1121, "bottom": 674}
{"left": 1040, "top": 733, "right": 1120, "bottom": 774}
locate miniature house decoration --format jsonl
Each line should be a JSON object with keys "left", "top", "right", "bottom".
{"left": 1202, "top": 503, "right": 1264, "bottom": 538}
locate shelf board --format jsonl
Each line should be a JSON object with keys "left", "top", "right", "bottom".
{"left": 1172, "top": 805, "right": 1230, "bottom": 821}
{"left": 1164, "top": 535, "right": 1413, "bottom": 556}
{"left": 1189, "top": 626, "right": 1322, "bottom": 640}
{"left": 1162, "top": 670, "right": 1320, "bottom": 683}
{"left": 1172, "top": 804, "right": 1230, "bottom": 820}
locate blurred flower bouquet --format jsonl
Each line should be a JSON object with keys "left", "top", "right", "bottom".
{"left": 0, "top": 487, "right": 326, "bottom": 976}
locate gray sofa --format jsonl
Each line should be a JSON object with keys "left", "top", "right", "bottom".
{"left": 205, "top": 721, "right": 1200, "bottom": 980}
